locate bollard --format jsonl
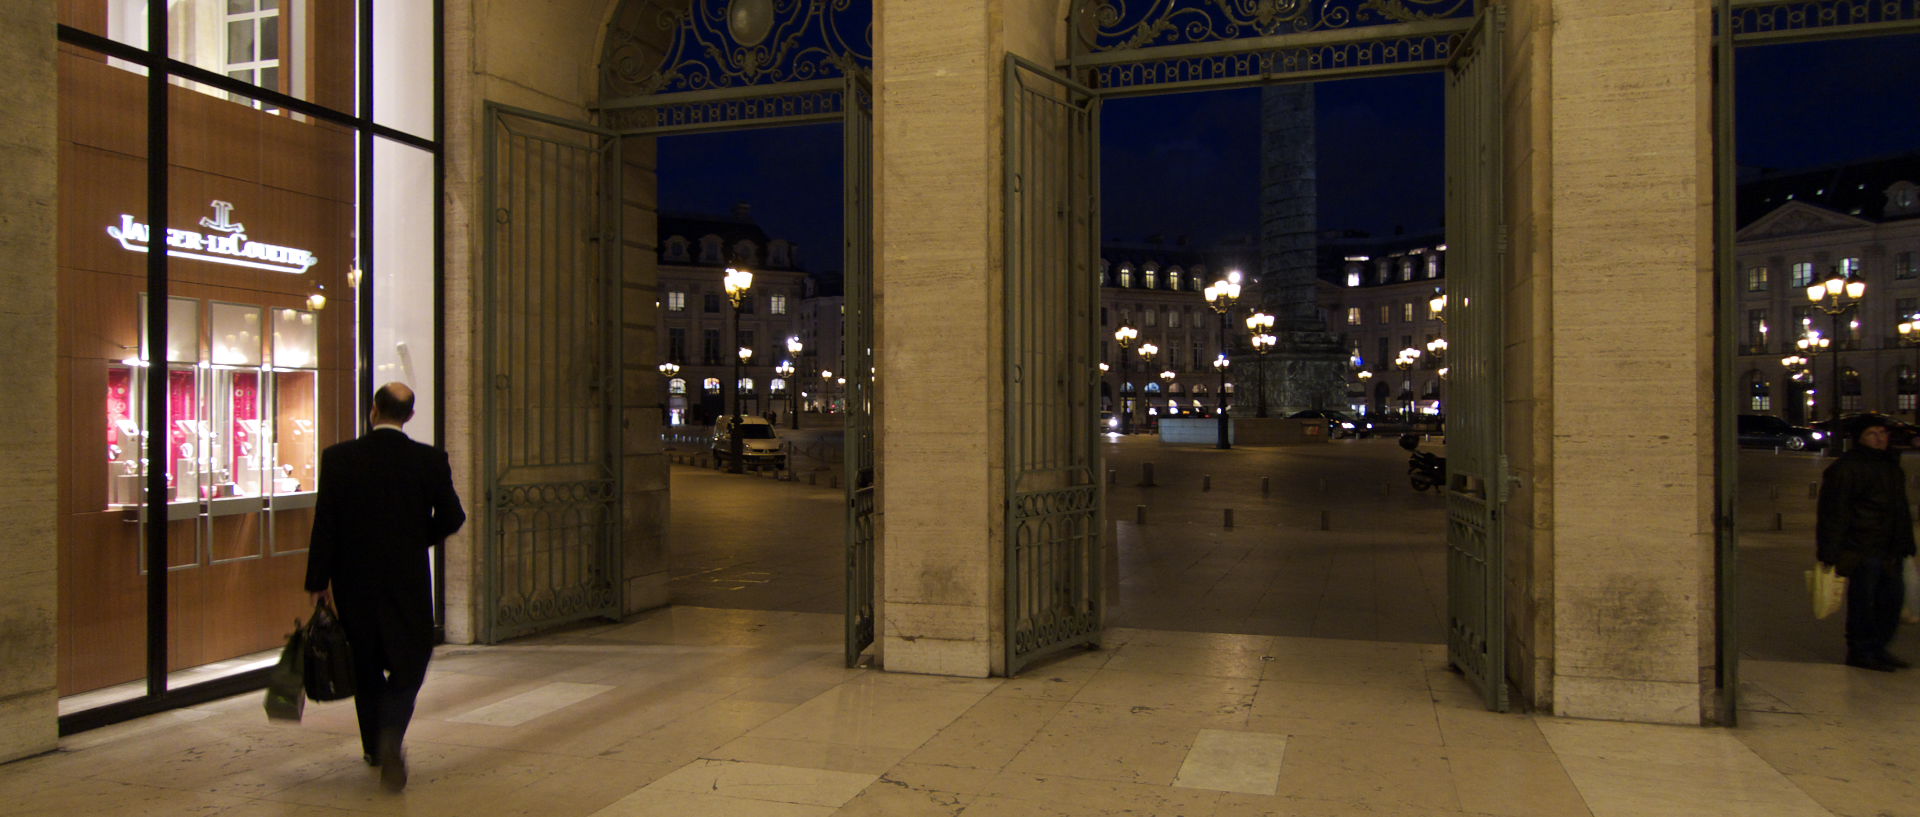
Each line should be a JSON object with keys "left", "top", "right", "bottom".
{"left": 1141, "top": 463, "right": 1157, "bottom": 487}
{"left": 1262, "top": 476, "right": 1271, "bottom": 497}
{"left": 1203, "top": 474, "right": 1212, "bottom": 492}
{"left": 1774, "top": 512, "right": 1784, "bottom": 531}
{"left": 1223, "top": 508, "right": 1234, "bottom": 529}
{"left": 1809, "top": 481, "right": 1819, "bottom": 499}
{"left": 1108, "top": 467, "right": 1118, "bottom": 485}
{"left": 1136, "top": 504, "right": 1147, "bottom": 524}
{"left": 1320, "top": 509, "right": 1331, "bottom": 531}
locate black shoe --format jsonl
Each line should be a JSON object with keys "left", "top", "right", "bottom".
{"left": 363, "top": 753, "right": 379, "bottom": 767}
{"left": 1846, "top": 654, "right": 1898, "bottom": 672}
{"left": 378, "top": 739, "right": 407, "bottom": 792}
{"left": 1878, "top": 651, "right": 1912, "bottom": 669}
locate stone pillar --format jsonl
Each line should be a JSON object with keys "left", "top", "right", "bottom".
{"left": 620, "top": 137, "right": 670, "bottom": 613}
{"left": 1256, "top": 85, "right": 1345, "bottom": 413}
{"left": 873, "top": 0, "right": 1056, "bottom": 677}
{"left": 1544, "top": 0, "right": 1716, "bottom": 723}
{"left": 0, "top": 0, "right": 59, "bottom": 762}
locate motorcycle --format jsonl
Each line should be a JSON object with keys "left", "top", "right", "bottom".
{"left": 1398, "top": 433, "right": 1446, "bottom": 493}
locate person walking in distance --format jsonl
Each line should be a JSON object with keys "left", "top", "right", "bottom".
{"left": 306, "top": 383, "right": 465, "bottom": 790}
{"left": 1816, "top": 417, "right": 1915, "bottom": 672}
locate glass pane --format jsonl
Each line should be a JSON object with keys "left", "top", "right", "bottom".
{"left": 373, "top": 0, "right": 434, "bottom": 138}
{"left": 228, "top": 20, "right": 255, "bottom": 65}
{"left": 138, "top": 295, "right": 201, "bottom": 363}
{"left": 259, "top": 15, "right": 279, "bottom": 61}
{"left": 229, "top": 0, "right": 256, "bottom": 13}
{"left": 66, "top": 0, "right": 148, "bottom": 51}
{"left": 272, "top": 307, "right": 319, "bottom": 369}
{"left": 262, "top": 0, "right": 278, "bottom": 9}
{"left": 373, "top": 139, "right": 437, "bottom": 444}
{"left": 211, "top": 302, "right": 265, "bottom": 366}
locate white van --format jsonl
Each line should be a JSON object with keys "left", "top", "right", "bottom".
{"left": 710, "top": 415, "right": 786, "bottom": 469}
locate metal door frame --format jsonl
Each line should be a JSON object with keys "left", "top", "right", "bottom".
{"left": 1712, "top": 0, "right": 1920, "bottom": 724}
{"left": 480, "top": 103, "right": 625, "bottom": 642}
{"left": 1004, "top": 55, "right": 1105, "bottom": 675}
{"left": 843, "top": 67, "right": 878, "bottom": 667}
{"left": 1440, "top": 8, "right": 1506, "bottom": 712}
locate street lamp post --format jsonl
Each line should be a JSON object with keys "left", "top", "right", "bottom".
{"left": 1114, "top": 326, "right": 1138, "bottom": 433}
{"left": 784, "top": 336, "right": 803, "bottom": 428}
{"left": 658, "top": 361, "right": 681, "bottom": 425}
{"left": 1204, "top": 272, "right": 1242, "bottom": 450}
{"left": 723, "top": 266, "right": 753, "bottom": 473}
{"left": 1357, "top": 368, "right": 1374, "bottom": 414}
{"left": 1246, "top": 311, "right": 1275, "bottom": 418}
{"left": 1394, "top": 347, "right": 1422, "bottom": 417}
{"left": 774, "top": 359, "right": 795, "bottom": 429}
{"left": 1804, "top": 265, "right": 1866, "bottom": 423}
{"left": 1159, "top": 369, "right": 1176, "bottom": 417}
{"left": 1136, "top": 342, "right": 1159, "bottom": 432}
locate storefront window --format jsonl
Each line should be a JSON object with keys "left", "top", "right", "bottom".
{"left": 56, "top": 0, "right": 439, "bottom": 728}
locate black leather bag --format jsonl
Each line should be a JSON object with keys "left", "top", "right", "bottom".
{"left": 263, "top": 620, "right": 306, "bottom": 721}
{"left": 301, "top": 599, "right": 356, "bottom": 702}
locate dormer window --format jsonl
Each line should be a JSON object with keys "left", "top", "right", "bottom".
{"left": 1888, "top": 181, "right": 1920, "bottom": 217}
{"left": 665, "top": 236, "right": 691, "bottom": 262}
{"left": 768, "top": 240, "right": 791, "bottom": 267}
{"left": 732, "top": 240, "right": 759, "bottom": 265}
{"left": 698, "top": 235, "right": 723, "bottom": 264}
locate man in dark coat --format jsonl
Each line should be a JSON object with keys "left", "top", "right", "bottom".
{"left": 306, "top": 383, "right": 465, "bottom": 790}
{"left": 1816, "top": 416, "right": 1915, "bottom": 672}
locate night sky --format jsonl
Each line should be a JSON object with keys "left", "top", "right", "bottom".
{"left": 658, "top": 32, "right": 1920, "bottom": 276}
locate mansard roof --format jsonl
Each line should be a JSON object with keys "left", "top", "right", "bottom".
{"left": 1737, "top": 151, "right": 1920, "bottom": 228}
{"left": 1735, "top": 200, "right": 1875, "bottom": 243}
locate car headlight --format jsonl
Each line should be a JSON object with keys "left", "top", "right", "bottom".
{"left": 1810, "top": 431, "right": 1823, "bottom": 440}
{"left": 1340, "top": 422, "right": 1355, "bottom": 429}
{"left": 1107, "top": 417, "right": 1118, "bottom": 428}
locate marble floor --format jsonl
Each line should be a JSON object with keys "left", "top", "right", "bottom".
{"left": 7, "top": 606, "right": 1919, "bottom": 817}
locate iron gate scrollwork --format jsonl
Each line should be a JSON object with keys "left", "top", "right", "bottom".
{"left": 1005, "top": 56, "right": 1104, "bottom": 675}
{"left": 844, "top": 67, "right": 877, "bottom": 667}
{"left": 481, "top": 105, "right": 624, "bottom": 643}
{"left": 1441, "top": 8, "right": 1506, "bottom": 711}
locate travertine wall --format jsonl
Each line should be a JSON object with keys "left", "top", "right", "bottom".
{"left": 442, "top": 0, "right": 668, "bottom": 640}
{"left": 873, "top": 0, "right": 1057, "bottom": 676}
{"left": 1544, "top": 0, "right": 1717, "bottom": 723}
{"left": 0, "top": 0, "right": 59, "bottom": 762}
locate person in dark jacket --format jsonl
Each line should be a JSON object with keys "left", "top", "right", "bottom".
{"left": 306, "top": 383, "right": 465, "bottom": 790}
{"left": 1816, "top": 417, "right": 1915, "bottom": 672}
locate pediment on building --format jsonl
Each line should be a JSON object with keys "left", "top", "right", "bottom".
{"left": 1738, "top": 201, "right": 1873, "bottom": 241}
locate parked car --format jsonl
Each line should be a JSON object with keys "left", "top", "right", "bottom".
{"left": 1099, "top": 411, "right": 1121, "bottom": 433}
{"left": 1286, "top": 409, "right": 1374, "bottom": 439}
{"left": 1807, "top": 413, "right": 1920, "bottom": 449}
{"left": 1736, "top": 414, "right": 1825, "bottom": 451}
{"left": 711, "top": 415, "right": 787, "bottom": 468}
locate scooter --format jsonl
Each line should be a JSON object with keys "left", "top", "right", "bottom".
{"left": 1398, "top": 433, "right": 1446, "bottom": 493}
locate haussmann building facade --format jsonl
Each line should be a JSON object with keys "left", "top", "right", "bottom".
{"left": 1, "top": 0, "right": 1899, "bottom": 759}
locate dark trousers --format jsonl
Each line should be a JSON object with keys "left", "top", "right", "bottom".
{"left": 344, "top": 612, "right": 431, "bottom": 759}
{"left": 1846, "top": 557, "right": 1907, "bottom": 659}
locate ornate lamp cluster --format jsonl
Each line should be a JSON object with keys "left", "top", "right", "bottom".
{"left": 1800, "top": 265, "right": 1866, "bottom": 422}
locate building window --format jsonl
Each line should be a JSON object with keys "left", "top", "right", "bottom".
{"left": 1347, "top": 269, "right": 1362, "bottom": 287}
{"left": 1378, "top": 305, "right": 1391, "bottom": 325}
{"left": 704, "top": 378, "right": 721, "bottom": 393}
{"left": 699, "top": 235, "right": 723, "bottom": 264}
{"left": 771, "top": 377, "right": 787, "bottom": 393}
{"left": 1427, "top": 255, "right": 1440, "bottom": 278}
{"left": 1897, "top": 251, "right": 1918, "bottom": 280}
{"left": 1841, "top": 367, "right": 1863, "bottom": 410}
{"left": 1746, "top": 266, "right": 1768, "bottom": 292}
{"left": 1101, "top": 307, "right": 1108, "bottom": 326}
{"left": 669, "top": 378, "right": 687, "bottom": 395}
{"left": 1145, "top": 382, "right": 1161, "bottom": 394}
{"left": 1400, "top": 260, "right": 1414, "bottom": 282}
{"left": 1747, "top": 309, "right": 1768, "bottom": 351}
{"left": 1144, "top": 269, "right": 1158, "bottom": 290}
{"left": 1193, "top": 346, "right": 1205, "bottom": 369}
{"left": 1377, "top": 337, "right": 1390, "bottom": 364}
{"left": 666, "top": 291, "right": 686, "bottom": 311}
{"left": 1376, "top": 261, "right": 1391, "bottom": 284}
{"left": 1144, "top": 309, "right": 1157, "bottom": 328}
{"left": 668, "top": 328, "right": 686, "bottom": 362}
{"left": 1789, "top": 262, "right": 1815, "bottom": 289}
{"left": 770, "top": 294, "right": 788, "bottom": 315}
{"left": 1901, "top": 366, "right": 1919, "bottom": 411}
{"left": 1748, "top": 373, "right": 1770, "bottom": 411}
{"left": 739, "top": 377, "right": 755, "bottom": 393}
{"left": 733, "top": 240, "right": 759, "bottom": 265}
{"left": 703, "top": 329, "right": 721, "bottom": 365}
{"left": 1899, "top": 298, "right": 1919, "bottom": 328}
{"left": 738, "top": 295, "right": 756, "bottom": 314}
{"left": 704, "top": 293, "right": 720, "bottom": 313}
{"left": 1169, "top": 270, "right": 1182, "bottom": 290}
{"left": 664, "top": 237, "right": 690, "bottom": 261}
{"left": 1842, "top": 257, "right": 1861, "bottom": 277}
{"left": 1347, "top": 307, "right": 1361, "bottom": 326}
{"left": 221, "top": 0, "right": 283, "bottom": 103}
{"left": 1118, "top": 267, "right": 1132, "bottom": 287}
{"left": 1168, "top": 309, "right": 1180, "bottom": 329}
{"left": 738, "top": 331, "right": 754, "bottom": 355}
{"left": 1402, "top": 302, "right": 1414, "bottom": 323}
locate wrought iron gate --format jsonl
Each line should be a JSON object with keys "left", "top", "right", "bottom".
{"left": 844, "top": 68, "right": 877, "bottom": 667}
{"left": 480, "top": 104, "right": 623, "bottom": 643}
{"left": 1004, "top": 55, "right": 1104, "bottom": 675}
{"left": 1441, "top": 9, "right": 1507, "bottom": 712}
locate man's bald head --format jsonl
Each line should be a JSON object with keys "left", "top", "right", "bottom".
{"left": 372, "top": 382, "right": 416, "bottom": 425}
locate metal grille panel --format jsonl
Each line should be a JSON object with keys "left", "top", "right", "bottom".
{"left": 1442, "top": 9, "right": 1507, "bottom": 711}
{"left": 482, "top": 105, "right": 623, "bottom": 643}
{"left": 1004, "top": 56, "right": 1104, "bottom": 675}
{"left": 844, "top": 68, "right": 877, "bottom": 667}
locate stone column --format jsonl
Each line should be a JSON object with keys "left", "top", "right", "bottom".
{"left": 619, "top": 137, "right": 670, "bottom": 613}
{"left": 0, "top": 0, "right": 59, "bottom": 762}
{"left": 873, "top": 0, "right": 1056, "bottom": 677}
{"left": 1544, "top": 0, "right": 1717, "bottom": 724}
{"left": 1256, "top": 85, "right": 1346, "bottom": 413}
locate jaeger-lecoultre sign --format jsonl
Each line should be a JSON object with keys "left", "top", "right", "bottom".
{"left": 106, "top": 200, "right": 319, "bottom": 275}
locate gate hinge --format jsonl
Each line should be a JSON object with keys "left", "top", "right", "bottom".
{"left": 1497, "top": 453, "right": 1519, "bottom": 504}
